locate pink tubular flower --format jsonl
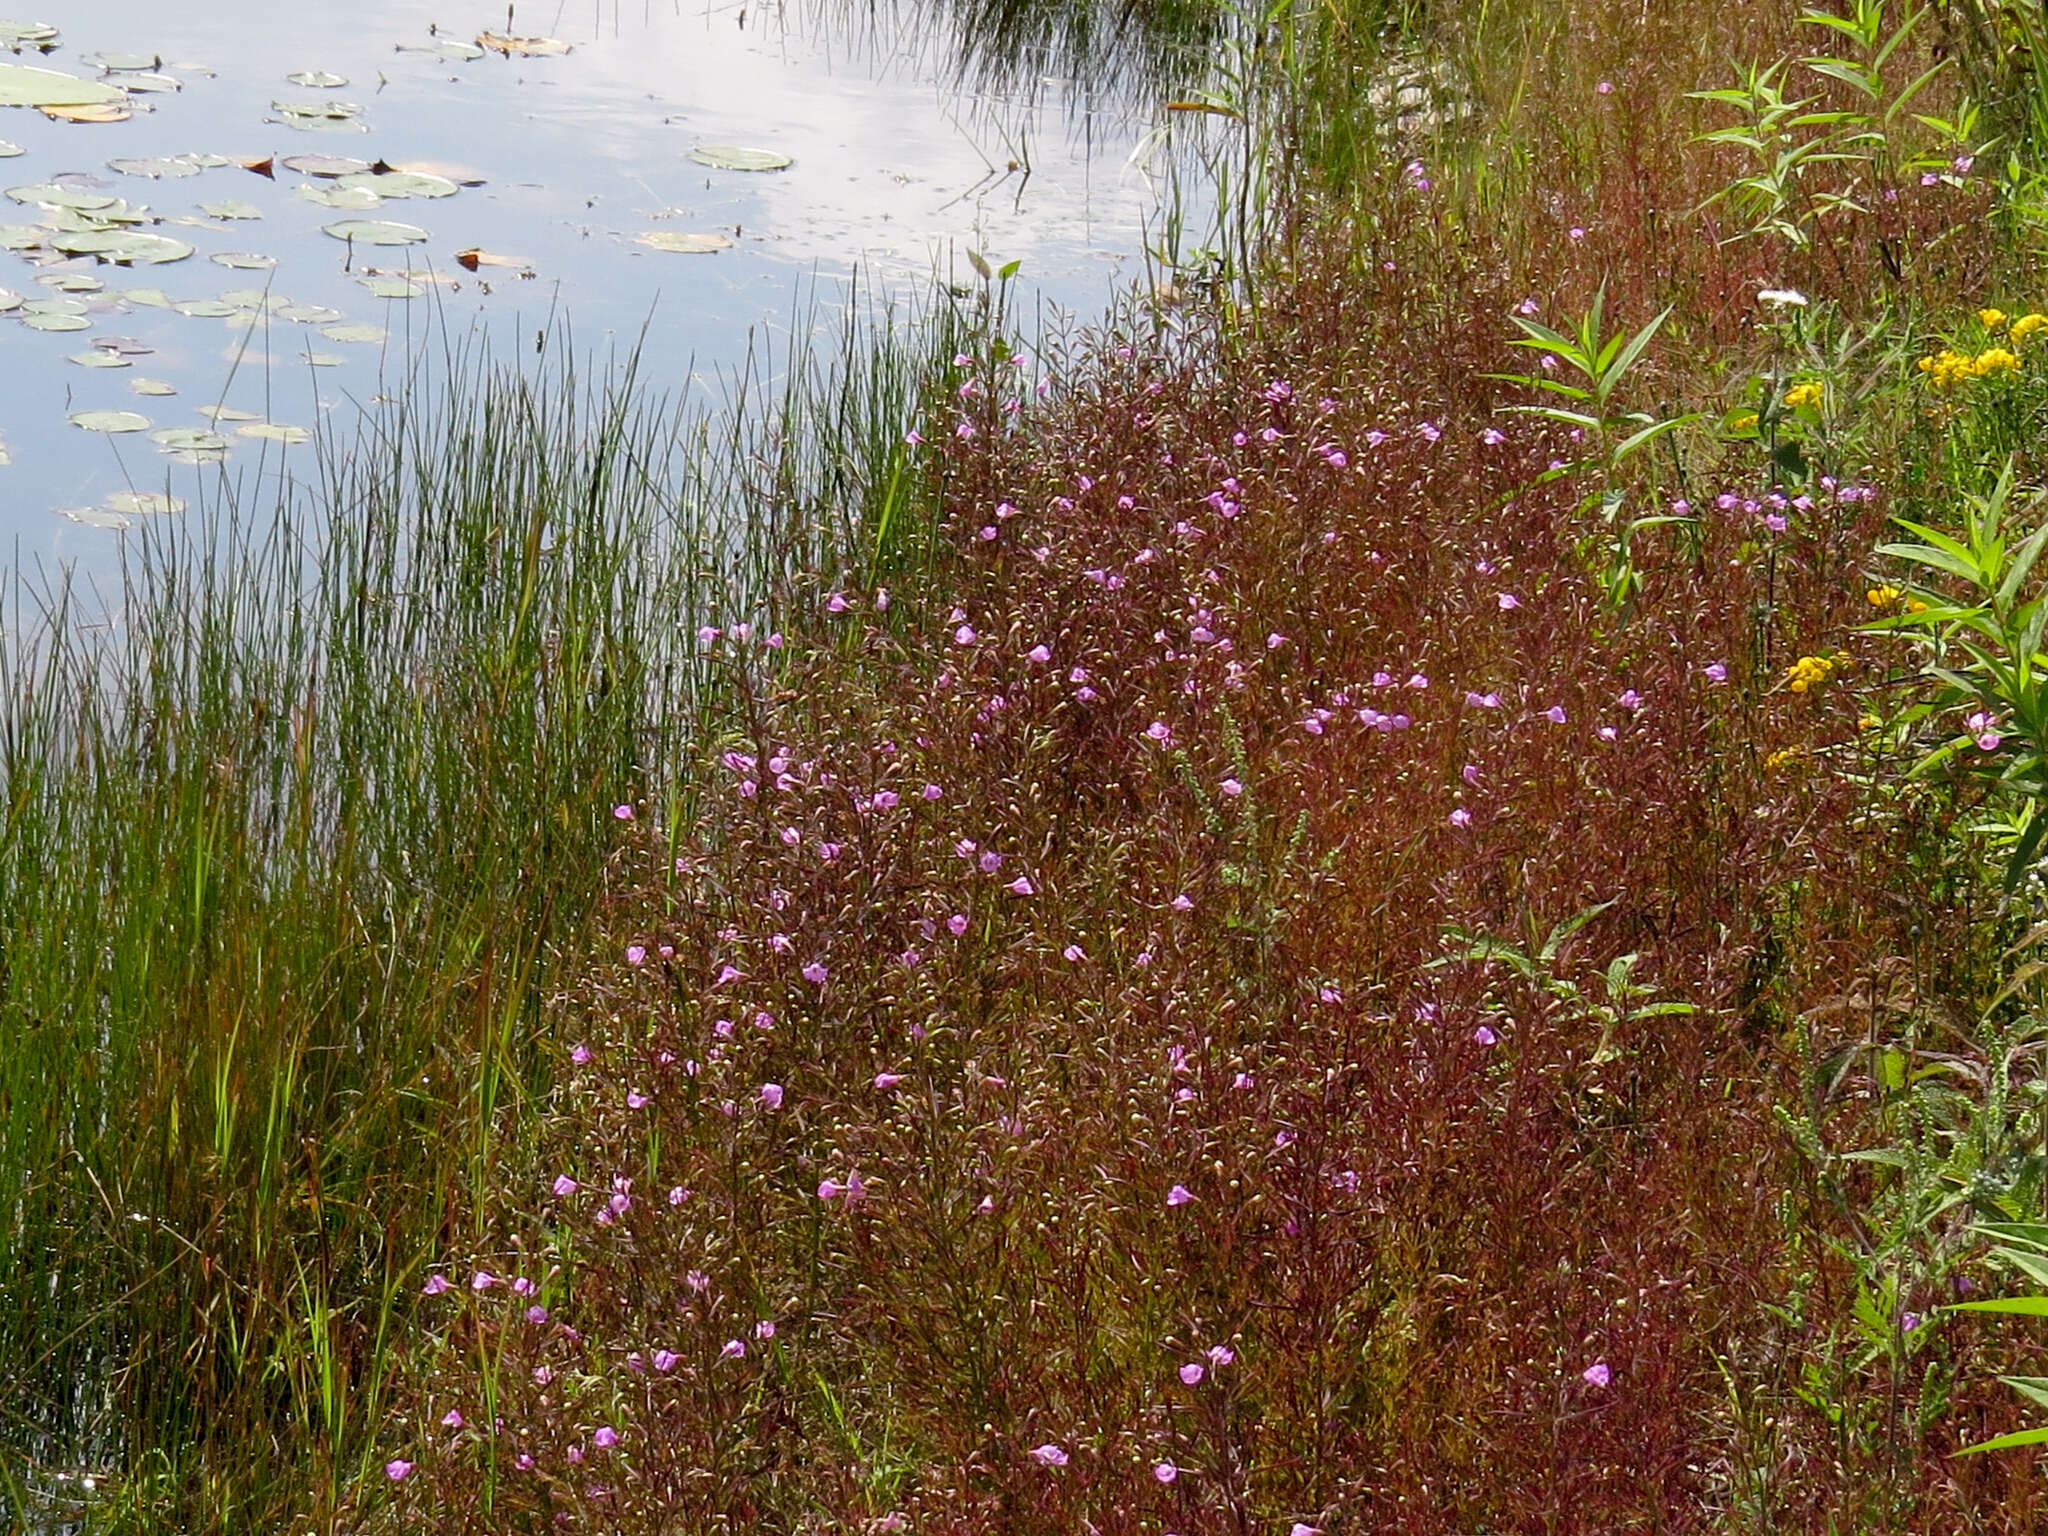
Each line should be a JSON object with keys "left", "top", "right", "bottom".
{"left": 470, "top": 1270, "right": 499, "bottom": 1291}
{"left": 1448, "top": 808, "right": 1472, "bottom": 828}
{"left": 818, "top": 1178, "right": 846, "bottom": 1200}
{"left": 525, "top": 1305, "right": 548, "bottom": 1324}
{"left": 385, "top": 1458, "right": 413, "bottom": 1481}
{"left": 625, "top": 944, "right": 646, "bottom": 967}
{"left": 760, "top": 1083, "right": 784, "bottom": 1110}
{"left": 1968, "top": 711, "right": 2003, "bottom": 751}
{"left": 1583, "top": 1360, "right": 1611, "bottom": 1388}
{"left": 801, "top": 961, "right": 829, "bottom": 984}
{"left": 1154, "top": 1462, "right": 1179, "bottom": 1484}
{"left": 1007, "top": 876, "right": 1035, "bottom": 897}
{"left": 874, "top": 1072, "right": 906, "bottom": 1090}
{"left": 1208, "top": 1344, "right": 1235, "bottom": 1366}
{"left": 593, "top": 1427, "right": 620, "bottom": 1449}
{"left": 1180, "top": 1362, "right": 1205, "bottom": 1385}
{"left": 1167, "top": 1184, "right": 1195, "bottom": 1207}
{"left": 422, "top": 1273, "right": 453, "bottom": 1295}
{"left": 721, "top": 1338, "right": 747, "bottom": 1360}
{"left": 1145, "top": 720, "right": 1173, "bottom": 742}
{"left": 612, "top": 803, "right": 634, "bottom": 821}
{"left": 441, "top": 1409, "right": 465, "bottom": 1429}
{"left": 1029, "top": 1444, "right": 1069, "bottom": 1467}
{"left": 1544, "top": 705, "right": 1567, "bottom": 724}
{"left": 552, "top": 1174, "right": 578, "bottom": 1199}
{"left": 1219, "top": 777, "right": 1244, "bottom": 797}
{"left": 1474, "top": 1024, "right": 1498, "bottom": 1046}
{"left": 653, "top": 1349, "right": 680, "bottom": 1372}
{"left": 1027, "top": 644, "right": 1052, "bottom": 663}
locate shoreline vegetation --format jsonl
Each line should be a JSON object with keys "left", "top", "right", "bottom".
{"left": 16, "top": 0, "right": 2048, "bottom": 1529}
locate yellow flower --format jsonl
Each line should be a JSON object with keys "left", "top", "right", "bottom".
{"left": 1976, "top": 346, "right": 2021, "bottom": 376}
{"left": 1866, "top": 583, "right": 1902, "bottom": 608}
{"left": 1981, "top": 307, "right": 2009, "bottom": 330}
{"left": 1858, "top": 714, "right": 1881, "bottom": 732}
{"left": 1785, "top": 654, "right": 1838, "bottom": 693}
{"left": 2013, "top": 313, "right": 2048, "bottom": 343}
{"left": 1764, "top": 746, "right": 1804, "bottom": 770}
{"left": 1731, "top": 410, "right": 1759, "bottom": 431}
{"left": 1784, "top": 381, "right": 1825, "bottom": 409}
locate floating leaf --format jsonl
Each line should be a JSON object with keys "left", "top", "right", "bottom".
{"left": 195, "top": 405, "right": 258, "bottom": 422}
{"left": 383, "top": 157, "right": 485, "bottom": 187}
{"left": 47, "top": 230, "right": 194, "bottom": 264}
{"left": 296, "top": 180, "right": 379, "bottom": 209}
{"left": 122, "top": 286, "right": 171, "bottom": 306}
{"left": 67, "top": 349, "right": 129, "bottom": 367}
{"left": 396, "top": 39, "right": 486, "bottom": 63}
{"left": 319, "top": 321, "right": 385, "bottom": 343}
{"left": 0, "top": 221, "right": 39, "bottom": 247}
{"left": 284, "top": 69, "right": 347, "bottom": 88}
{"left": 281, "top": 153, "right": 370, "bottom": 178}
{"left": 336, "top": 168, "right": 457, "bottom": 199}
{"left": 219, "top": 288, "right": 288, "bottom": 311}
{"left": 38, "top": 101, "right": 133, "bottom": 123}
{"left": 321, "top": 217, "right": 425, "bottom": 246}
{"left": 57, "top": 505, "right": 131, "bottom": 529}
{"left": 105, "top": 490, "right": 184, "bottom": 514}
{"left": 688, "top": 144, "right": 792, "bottom": 172}
{"left": 8, "top": 182, "right": 118, "bottom": 210}
{"left": 476, "top": 31, "right": 571, "bottom": 56}
{"left": 148, "top": 425, "right": 227, "bottom": 450}
{"left": 210, "top": 250, "right": 276, "bottom": 269}
{"left": 0, "top": 21, "right": 58, "bottom": 51}
{"left": 22, "top": 294, "right": 84, "bottom": 314}
{"left": 299, "top": 349, "right": 342, "bottom": 366}
{"left": 41, "top": 271, "right": 101, "bottom": 290}
{"left": 636, "top": 230, "right": 731, "bottom": 254}
{"left": 0, "top": 62, "right": 120, "bottom": 106}
{"left": 198, "top": 198, "right": 262, "bottom": 219}
{"left": 129, "top": 376, "right": 174, "bottom": 394}
{"left": 20, "top": 309, "right": 87, "bottom": 329}
{"left": 272, "top": 97, "right": 362, "bottom": 120}
{"left": 169, "top": 297, "right": 237, "bottom": 317}
{"left": 0, "top": 286, "right": 17, "bottom": 309}
{"left": 276, "top": 301, "right": 341, "bottom": 323}
{"left": 78, "top": 51, "right": 159, "bottom": 72}
{"left": 117, "top": 73, "right": 181, "bottom": 94}
{"left": 0, "top": 140, "right": 21, "bottom": 156}
{"left": 68, "top": 408, "right": 149, "bottom": 432}
{"left": 107, "top": 153, "right": 204, "bottom": 178}
{"left": 356, "top": 273, "right": 422, "bottom": 298}
{"left": 237, "top": 422, "right": 309, "bottom": 443}
{"left": 453, "top": 246, "right": 531, "bottom": 270}
{"left": 92, "top": 334, "right": 153, "bottom": 354}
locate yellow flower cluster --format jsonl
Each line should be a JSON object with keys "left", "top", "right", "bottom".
{"left": 1784, "top": 381, "right": 1825, "bottom": 409}
{"left": 1919, "top": 347, "right": 2022, "bottom": 387}
{"left": 1764, "top": 746, "right": 1805, "bottom": 770}
{"left": 2015, "top": 313, "right": 2048, "bottom": 343}
{"left": 1866, "top": 583, "right": 1903, "bottom": 608}
{"left": 1981, "top": 308, "right": 2008, "bottom": 330}
{"left": 1785, "top": 653, "right": 1843, "bottom": 693}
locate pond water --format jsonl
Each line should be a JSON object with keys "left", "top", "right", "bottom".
{"left": 0, "top": 0, "right": 1199, "bottom": 561}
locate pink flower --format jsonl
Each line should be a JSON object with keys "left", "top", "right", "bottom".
{"left": 1292, "top": 1525, "right": 1322, "bottom": 1536}
{"left": 470, "top": 1270, "right": 500, "bottom": 1291}
{"left": 1154, "top": 1462, "right": 1178, "bottom": 1483}
{"left": 826, "top": 592, "right": 851, "bottom": 613}
{"left": 525, "top": 1305, "right": 548, "bottom": 1324}
{"left": 922, "top": 782, "right": 943, "bottom": 800}
{"left": 1498, "top": 592, "right": 1520, "bottom": 610}
{"left": 440, "top": 1409, "right": 465, "bottom": 1429}
{"left": 612, "top": 803, "right": 634, "bottom": 820}
{"left": 1027, "top": 644, "right": 1052, "bottom": 663}
{"left": 948, "top": 913, "right": 970, "bottom": 935}
{"left": 626, "top": 1090, "right": 649, "bottom": 1110}
{"left": 801, "top": 961, "right": 829, "bottom": 984}
{"left": 1449, "top": 808, "right": 1472, "bottom": 828}
{"left": 1167, "top": 1184, "right": 1194, "bottom": 1206}
{"left": 1029, "top": 1444, "right": 1069, "bottom": 1467}
{"left": 818, "top": 1178, "right": 846, "bottom": 1200}
{"left": 625, "top": 944, "right": 646, "bottom": 966}
{"left": 1180, "top": 1362, "right": 1205, "bottom": 1385}
{"left": 1219, "top": 777, "right": 1244, "bottom": 796}
{"left": 570, "top": 1044, "right": 592, "bottom": 1065}
{"left": 1145, "top": 720, "right": 1173, "bottom": 742}
{"left": 592, "top": 1427, "right": 620, "bottom": 1448}
{"left": 1704, "top": 662, "right": 1728, "bottom": 684}
{"left": 721, "top": 1338, "right": 747, "bottom": 1360}
{"left": 1062, "top": 943, "right": 1086, "bottom": 962}
{"left": 760, "top": 1083, "right": 784, "bottom": 1110}
{"left": 422, "top": 1274, "right": 453, "bottom": 1295}
{"left": 1583, "top": 1360, "right": 1611, "bottom": 1388}
{"left": 1474, "top": 1025, "right": 1498, "bottom": 1046}
{"left": 551, "top": 1173, "right": 578, "bottom": 1198}
{"left": 1171, "top": 893, "right": 1194, "bottom": 911}
{"left": 1544, "top": 705, "right": 1567, "bottom": 724}
{"left": 1208, "top": 1344, "right": 1235, "bottom": 1366}
{"left": 385, "top": 1458, "right": 413, "bottom": 1481}
{"left": 1007, "top": 876, "right": 1035, "bottom": 897}
{"left": 874, "top": 1072, "right": 905, "bottom": 1089}
{"left": 653, "top": 1349, "right": 680, "bottom": 1371}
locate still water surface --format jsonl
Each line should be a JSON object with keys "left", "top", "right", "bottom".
{"left": 0, "top": 0, "right": 1188, "bottom": 559}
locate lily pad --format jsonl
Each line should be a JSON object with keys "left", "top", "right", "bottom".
{"left": 276, "top": 301, "right": 341, "bottom": 323}
{"left": 195, "top": 404, "right": 259, "bottom": 421}
{"left": 105, "top": 490, "right": 184, "bottom": 514}
{"left": 636, "top": 230, "right": 732, "bottom": 254}
{"left": 57, "top": 505, "right": 131, "bottom": 529}
{"left": 321, "top": 217, "right": 425, "bottom": 246}
{"left": 68, "top": 408, "right": 149, "bottom": 432}
{"left": 0, "top": 62, "right": 123, "bottom": 107}
{"left": 38, "top": 101, "right": 133, "bottom": 123}
{"left": 0, "top": 222, "right": 39, "bottom": 247}
{"left": 476, "top": 31, "right": 571, "bottom": 56}
{"left": 91, "top": 334, "right": 152, "bottom": 354}
{"left": 129, "top": 376, "right": 174, "bottom": 394}
{"left": 121, "top": 286, "right": 171, "bottom": 306}
{"left": 169, "top": 298, "right": 237, "bottom": 317}
{"left": 210, "top": 250, "right": 276, "bottom": 269}
{"left": 47, "top": 230, "right": 194, "bottom": 264}
{"left": 336, "top": 168, "right": 457, "bottom": 199}
{"left": 237, "top": 422, "right": 310, "bottom": 444}
{"left": 688, "top": 144, "right": 792, "bottom": 172}
{"left": 0, "top": 139, "right": 20, "bottom": 155}
{"left": 8, "top": 182, "right": 118, "bottom": 210}
{"left": 0, "top": 21, "right": 58, "bottom": 51}
{"left": 319, "top": 321, "right": 385, "bottom": 343}
{"left": 0, "top": 286, "right": 17, "bottom": 309}
{"left": 298, "top": 349, "right": 342, "bottom": 366}
{"left": 20, "top": 309, "right": 87, "bottom": 330}
{"left": 284, "top": 69, "right": 347, "bottom": 88}
{"left": 39, "top": 271, "right": 101, "bottom": 291}
{"left": 198, "top": 198, "right": 262, "bottom": 219}
{"left": 115, "top": 73, "right": 181, "bottom": 94}
{"left": 280, "top": 153, "right": 370, "bottom": 178}
{"left": 273, "top": 97, "right": 361, "bottom": 120}
{"left": 78, "top": 51, "right": 159, "bottom": 72}
{"left": 296, "top": 181, "right": 380, "bottom": 209}
{"left": 107, "top": 154, "right": 204, "bottom": 178}
{"left": 356, "top": 274, "right": 421, "bottom": 298}
{"left": 67, "top": 348, "right": 129, "bottom": 367}
{"left": 148, "top": 426, "right": 227, "bottom": 451}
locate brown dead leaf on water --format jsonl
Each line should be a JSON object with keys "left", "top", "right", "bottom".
{"left": 476, "top": 31, "right": 571, "bottom": 57}
{"left": 453, "top": 247, "right": 533, "bottom": 273}
{"left": 39, "top": 100, "right": 132, "bottom": 122}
